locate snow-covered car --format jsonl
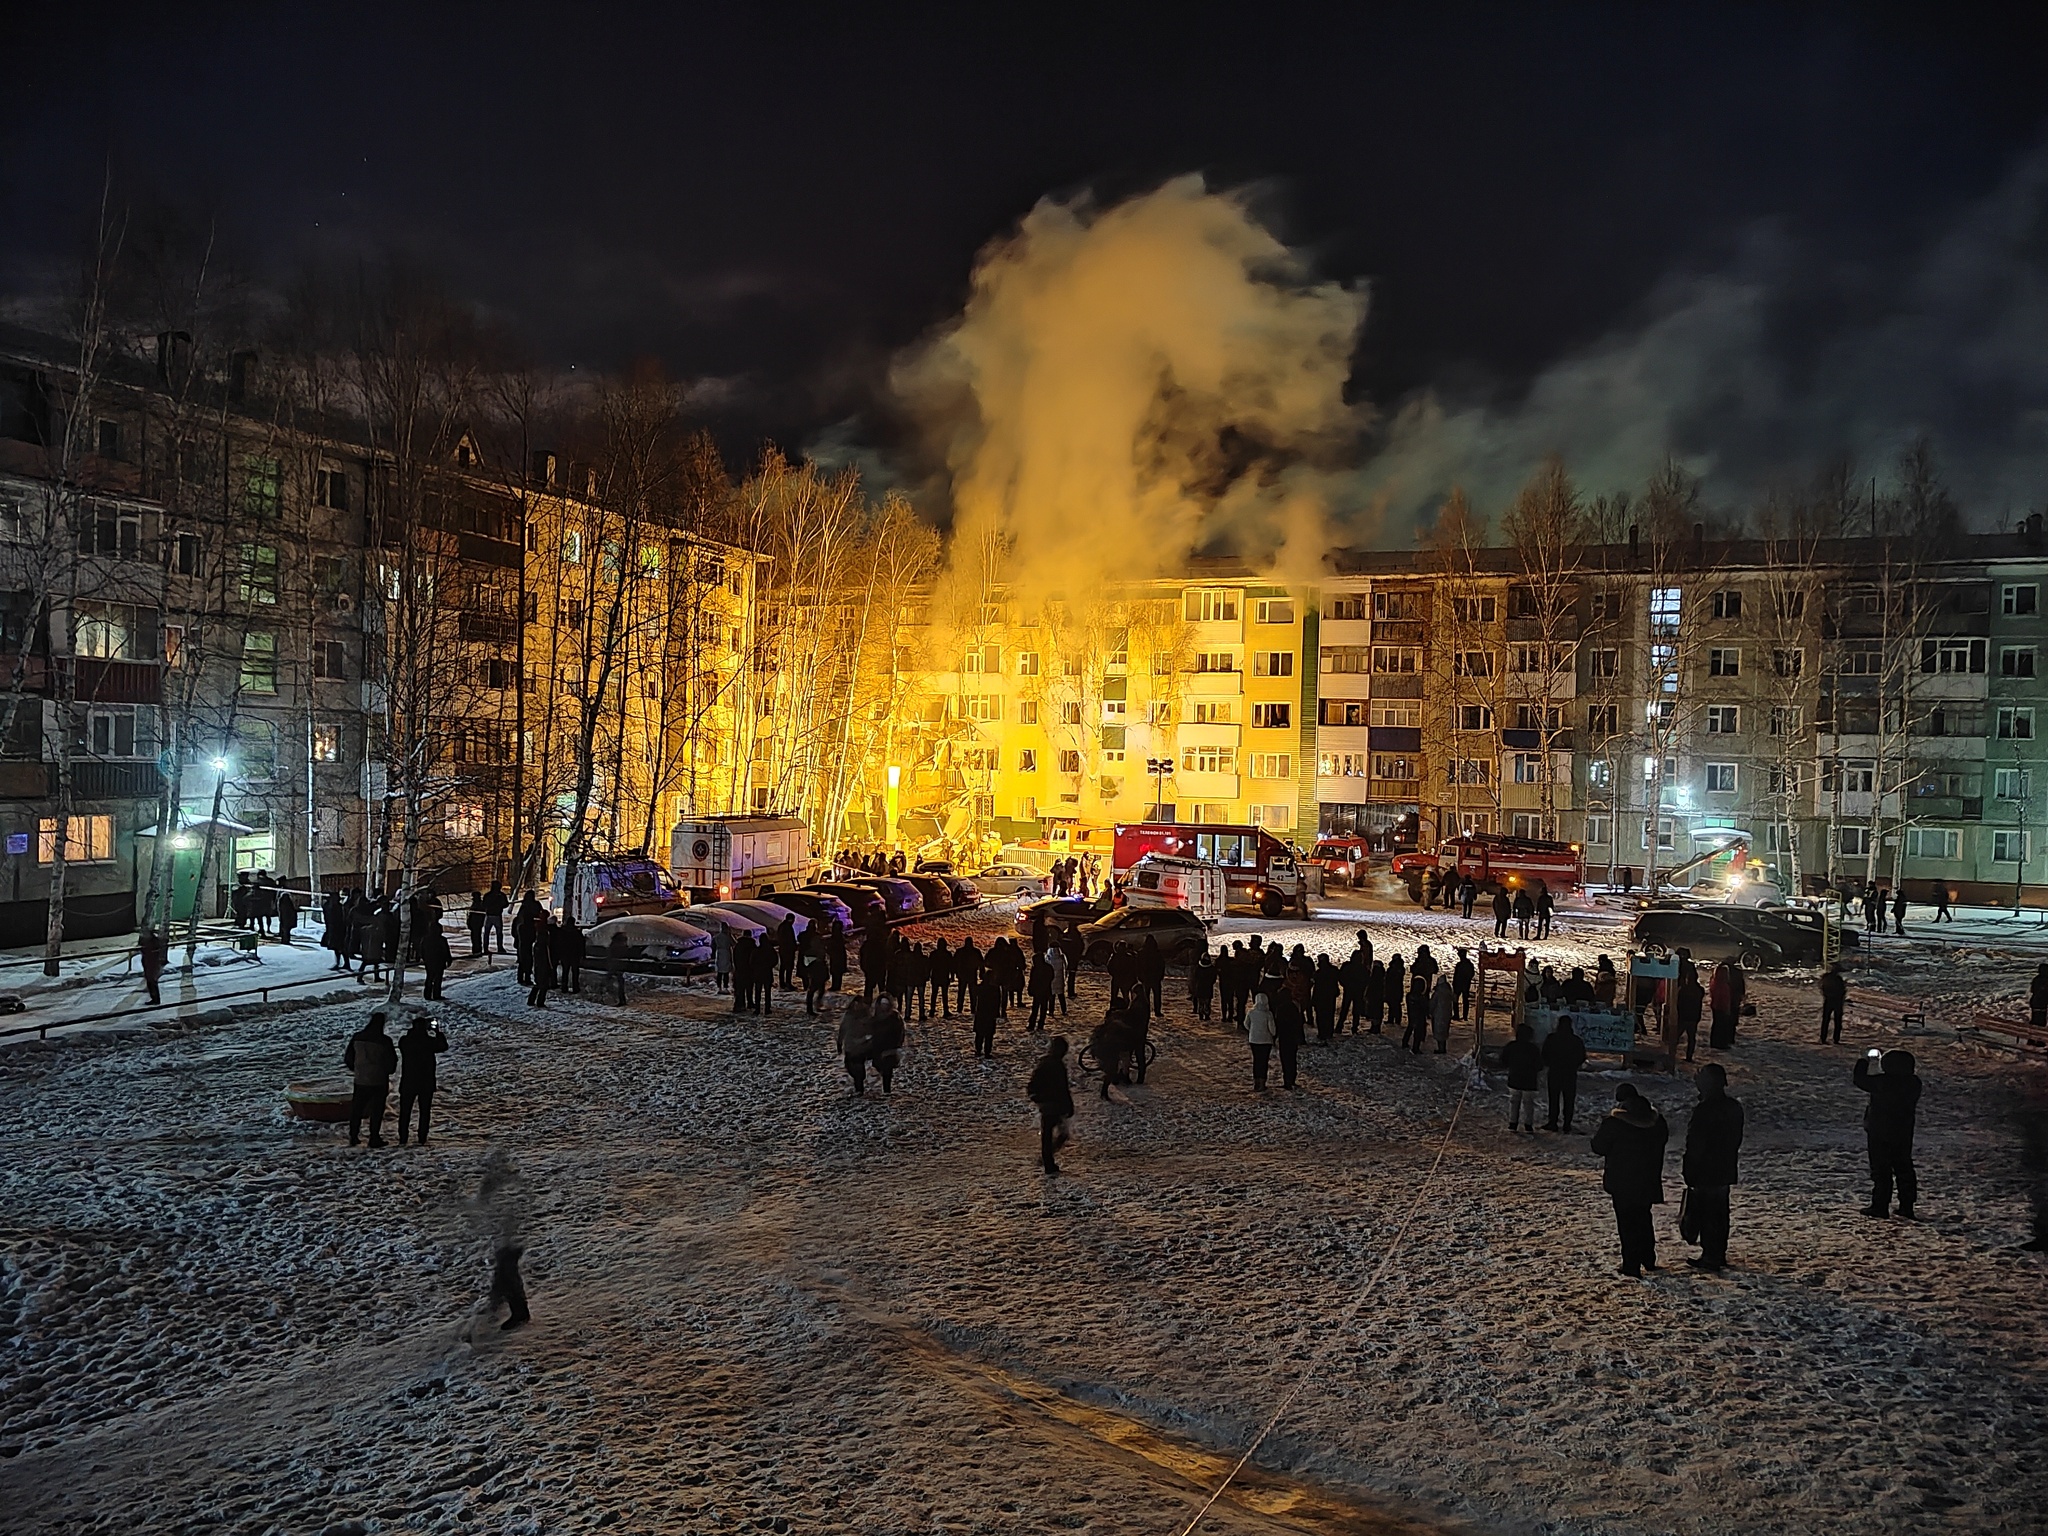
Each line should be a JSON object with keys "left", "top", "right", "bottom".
{"left": 587, "top": 914, "right": 713, "bottom": 972}
{"left": 977, "top": 862, "right": 1051, "bottom": 897}
{"left": 705, "top": 899, "right": 809, "bottom": 938}
{"left": 675, "top": 906, "right": 767, "bottom": 941}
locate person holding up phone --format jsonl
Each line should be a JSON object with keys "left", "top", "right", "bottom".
{"left": 1854, "top": 1048, "right": 1923, "bottom": 1219}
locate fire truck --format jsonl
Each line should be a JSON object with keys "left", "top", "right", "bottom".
{"left": 1398, "top": 832, "right": 1584, "bottom": 902}
{"left": 1112, "top": 822, "right": 1309, "bottom": 918}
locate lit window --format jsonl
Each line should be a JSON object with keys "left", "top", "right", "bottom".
{"left": 1705, "top": 762, "right": 1737, "bottom": 793}
{"left": 39, "top": 815, "right": 115, "bottom": 863}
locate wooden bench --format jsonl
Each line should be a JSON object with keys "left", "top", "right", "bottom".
{"left": 1963, "top": 1012, "right": 2048, "bottom": 1053}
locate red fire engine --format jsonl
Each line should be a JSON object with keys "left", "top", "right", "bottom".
{"left": 1398, "top": 833, "right": 1583, "bottom": 901}
{"left": 1112, "top": 822, "right": 1309, "bottom": 918}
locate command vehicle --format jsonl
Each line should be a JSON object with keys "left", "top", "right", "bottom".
{"left": 669, "top": 815, "right": 817, "bottom": 901}
{"left": 1112, "top": 822, "right": 1308, "bottom": 918}
{"left": 1121, "top": 854, "right": 1227, "bottom": 923}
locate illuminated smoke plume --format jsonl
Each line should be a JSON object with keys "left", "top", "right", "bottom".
{"left": 893, "top": 176, "right": 1369, "bottom": 598}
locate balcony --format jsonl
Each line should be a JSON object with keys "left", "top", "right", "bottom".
{"left": 67, "top": 657, "right": 163, "bottom": 705}
{"left": 1185, "top": 670, "right": 1242, "bottom": 696}
{"left": 1175, "top": 771, "right": 1239, "bottom": 799}
{"left": 0, "top": 760, "right": 49, "bottom": 799}
{"left": 457, "top": 533, "right": 524, "bottom": 570}
{"left": 73, "top": 760, "right": 165, "bottom": 800}
{"left": 460, "top": 613, "right": 519, "bottom": 644}
{"left": 1368, "top": 725, "right": 1422, "bottom": 752}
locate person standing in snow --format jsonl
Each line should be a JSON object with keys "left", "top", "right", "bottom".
{"left": 1430, "top": 974, "right": 1456, "bottom": 1053}
{"left": 1027, "top": 1036, "right": 1075, "bottom": 1175}
{"left": 1452, "top": 947, "right": 1475, "bottom": 1020}
{"left": 1190, "top": 947, "right": 1215, "bottom": 1021}
{"left": 1541, "top": 1016, "right": 1587, "bottom": 1132}
{"left": 1499, "top": 1023, "right": 1544, "bottom": 1131}
{"left": 343, "top": 1011, "right": 398, "bottom": 1148}
{"left": 870, "top": 993, "right": 904, "bottom": 1094}
{"left": 1492, "top": 887, "right": 1513, "bottom": 939}
{"left": 1591, "top": 1086, "right": 1669, "bottom": 1277}
{"left": 1246, "top": 988, "right": 1277, "bottom": 1090}
{"left": 1820, "top": 963, "right": 1848, "bottom": 1044}
{"left": 1535, "top": 883, "right": 1554, "bottom": 939}
{"left": 1460, "top": 875, "right": 1478, "bottom": 920}
{"left": 138, "top": 924, "right": 167, "bottom": 1005}
{"left": 396, "top": 1015, "right": 448, "bottom": 1147}
{"left": 1312, "top": 956, "right": 1340, "bottom": 1045}
{"left": 1513, "top": 887, "right": 1535, "bottom": 939}
{"left": 1274, "top": 984, "right": 1306, "bottom": 1090}
{"left": 1855, "top": 1048, "right": 1922, "bottom": 1219}
{"left": 837, "top": 998, "right": 875, "bottom": 1095}
{"left": 1891, "top": 886, "right": 1908, "bottom": 936}
{"left": 1681, "top": 1063, "right": 1744, "bottom": 1270}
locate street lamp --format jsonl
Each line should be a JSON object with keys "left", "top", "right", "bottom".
{"left": 1146, "top": 757, "right": 1173, "bottom": 821}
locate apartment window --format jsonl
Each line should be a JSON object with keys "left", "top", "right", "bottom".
{"left": 1324, "top": 595, "right": 1368, "bottom": 621}
{"left": 1770, "top": 706, "right": 1803, "bottom": 737}
{"left": 1098, "top": 776, "right": 1123, "bottom": 798}
{"left": 1016, "top": 650, "right": 1040, "bottom": 677}
{"left": 1459, "top": 705, "right": 1495, "bottom": 731}
{"left": 73, "top": 602, "right": 138, "bottom": 659}
{"left": 2002, "top": 584, "right": 2039, "bottom": 616}
{"left": 1590, "top": 591, "right": 1622, "bottom": 622}
{"left": 1649, "top": 586, "right": 1682, "bottom": 636}
{"left": 1588, "top": 648, "right": 1618, "bottom": 679}
{"left": 1452, "top": 649, "right": 1494, "bottom": 679}
{"left": 1194, "top": 650, "right": 1239, "bottom": 673}
{"left": 1253, "top": 651, "right": 1294, "bottom": 678}
{"left": 1709, "top": 648, "right": 1741, "bottom": 678}
{"left": 1776, "top": 590, "right": 1808, "bottom": 619}
{"left": 234, "top": 548, "right": 278, "bottom": 606}
{"left": 561, "top": 530, "right": 583, "bottom": 564}
{"left": 1185, "top": 588, "right": 1240, "bottom": 623}
{"left": 1587, "top": 704, "right": 1618, "bottom": 736}
{"left": 77, "top": 503, "right": 142, "bottom": 561}
{"left": 1319, "top": 699, "right": 1367, "bottom": 726}
{"left": 311, "top": 724, "right": 341, "bottom": 763}
{"left": 1371, "top": 754, "right": 1417, "bottom": 781}
{"left": 314, "top": 468, "right": 349, "bottom": 510}
{"left": 1452, "top": 595, "right": 1496, "bottom": 623}
{"left": 1906, "top": 827, "right": 1961, "bottom": 860}
{"left": 1372, "top": 703, "right": 1420, "bottom": 727}
{"left": 1102, "top": 697, "right": 1127, "bottom": 721}
{"left": 1587, "top": 759, "right": 1613, "bottom": 789}
{"left": 39, "top": 814, "right": 115, "bottom": 864}
{"left": 1180, "top": 745, "right": 1235, "bottom": 775}
{"left": 1447, "top": 757, "right": 1491, "bottom": 786}
{"left": 1840, "top": 826, "right": 1872, "bottom": 857}
{"left": 1321, "top": 646, "right": 1370, "bottom": 673}
{"left": 2001, "top": 646, "right": 2037, "bottom": 679}
{"left": 1585, "top": 814, "right": 1612, "bottom": 845}
{"left": 1705, "top": 762, "right": 1737, "bottom": 793}
{"left": 1921, "top": 637, "right": 1986, "bottom": 674}
{"left": 241, "top": 632, "right": 278, "bottom": 694}
{"left": 162, "top": 624, "right": 184, "bottom": 669}
{"left": 1016, "top": 700, "right": 1038, "bottom": 725}
{"left": 1512, "top": 753, "right": 1543, "bottom": 784}
{"left": 1059, "top": 702, "right": 1083, "bottom": 726}
{"left": 1058, "top": 749, "right": 1083, "bottom": 774}
{"left": 1711, "top": 589, "right": 1742, "bottom": 619}
{"left": 1192, "top": 700, "right": 1236, "bottom": 724}
{"left": 1999, "top": 706, "right": 2035, "bottom": 741}
{"left": 963, "top": 644, "right": 998, "bottom": 674}
{"left": 484, "top": 657, "right": 514, "bottom": 690}
{"left": 1826, "top": 759, "right": 1876, "bottom": 794}
{"left": 1098, "top": 726, "right": 1126, "bottom": 756}
{"left": 1368, "top": 646, "right": 1420, "bottom": 674}
{"left": 1764, "top": 822, "right": 1794, "bottom": 852}
{"left": 1642, "top": 818, "right": 1676, "bottom": 851}
{"left": 237, "top": 722, "right": 277, "bottom": 781}
{"left": 1996, "top": 830, "right": 2030, "bottom": 863}
{"left": 1319, "top": 752, "right": 1369, "bottom": 778}
{"left": 1772, "top": 648, "right": 1804, "bottom": 678}
{"left": 241, "top": 456, "right": 282, "bottom": 518}
{"left": 1372, "top": 589, "right": 1425, "bottom": 621}
{"left": 1248, "top": 752, "right": 1293, "bottom": 780}
{"left": 1511, "top": 813, "right": 1556, "bottom": 839}
{"left": 1249, "top": 803, "right": 1293, "bottom": 831}
{"left": 1015, "top": 796, "right": 1037, "bottom": 821}
{"left": 1250, "top": 702, "right": 1292, "bottom": 729}
{"left": 173, "top": 531, "right": 203, "bottom": 576}
{"left": 444, "top": 802, "right": 485, "bottom": 840}
{"left": 313, "top": 640, "right": 348, "bottom": 680}
{"left": 1254, "top": 598, "right": 1295, "bottom": 625}
{"left": 962, "top": 694, "right": 999, "bottom": 722}
{"left": 1706, "top": 705, "right": 1740, "bottom": 735}
{"left": 85, "top": 706, "right": 149, "bottom": 758}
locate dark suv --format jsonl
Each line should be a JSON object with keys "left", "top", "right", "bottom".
{"left": 1077, "top": 906, "right": 1208, "bottom": 965}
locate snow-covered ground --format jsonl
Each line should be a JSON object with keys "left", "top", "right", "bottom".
{"left": 2, "top": 898, "right": 2045, "bottom": 1534}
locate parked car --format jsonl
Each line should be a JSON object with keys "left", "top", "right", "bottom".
{"left": 848, "top": 876, "right": 925, "bottom": 921}
{"left": 808, "top": 883, "right": 889, "bottom": 927}
{"left": 977, "top": 862, "right": 1052, "bottom": 898}
{"left": 587, "top": 914, "right": 712, "bottom": 972}
{"left": 913, "top": 858, "right": 955, "bottom": 874}
{"left": 1015, "top": 893, "right": 1113, "bottom": 939}
{"left": 676, "top": 906, "right": 767, "bottom": 941}
{"left": 707, "top": 899, "right": 810, "bottom": 938}
{"left": 936, "top": 874, "right": 982, "bottom": 908}
{"left": 1632, "top": 900, "right": 1837, "bottom": 969}
{"left": 903, "top": 874, "right": 956, "bottom": 914}
{"left": 1077, "top": 905, "right": 1209, "bottom": 966}
{"left": 761, "top": 889, "right": 854, "bottom": 934}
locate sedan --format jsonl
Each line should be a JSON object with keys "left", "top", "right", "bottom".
{"left": 761, "top": 890, "right": 854, "bottom": 934}
{"left": 847, "top": 876, "right": 925, "bottom": 920}
{"left": 1014, "top": 894, "right": 1112, "bottom": 939}
{"left": 1632, "top": 902, "right": 1835, "bottom": 969}
{"left": 1077, "top": 906, "right": 1209, "bottom": 966}
{"left": 936, "top": 874, "right": 982, "bottom": 908}
{"left": 903, "top": 874, "right": 955, "bottom": 914}
{"left": 977, "top": 862, "right": 1051, "bottom": 898}
{"left": 677, "top": 906, "right": 767, "bottom": 941}
{"left": 809, "top": 883, "right": 889, "bottom": 927}
{"left": 708, "top": 899, "right": 809, "bottom": 938}
{"left": 587, "top": 914, "right": 713, "bottom": 972}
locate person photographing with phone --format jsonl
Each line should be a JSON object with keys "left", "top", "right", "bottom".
{"left": 1854, "top": 1047, "right": 1923, "bottom": 1220}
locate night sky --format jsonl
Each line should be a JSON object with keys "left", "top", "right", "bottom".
{"left": 8, "top": 4, "right": 2048, "bottom": 524}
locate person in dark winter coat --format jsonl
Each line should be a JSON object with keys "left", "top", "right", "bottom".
{"left": 1191, "top": 949, "right": 1216, "bottom": 1021}
{"left": 827, "top": 925, "right": 848, "bottom": 992}
{"left": 1513, "top": 888, "right": 1535, "bottom": 939}
{"left": 1403, "top": 973, "right": 1430, "bottom": 1053}
{"left": 527, "top": 919, "right": 556, "bottom": 1007}
{"left": 1708, "top": 958, "right": 1747, "bottom": 1049}
{"left": 774, "top": 916, "right": 799, "bottom": 990}
{"left": 138, "top": 925, "right": 168, "bottom": 1005}
{"left": 1139, "top": 935, "right": 1166, "bottom": 1014}
{"left": 396, "top": 1015, "right": 448, "bottom": 1146}
{"left": 276, "top": 890, "right": 299, "bottom": 945}
{"left": 1365, "top": 959, "right": 1386, "bottom": 1032}
{"left": 1680, "top": 1063, "right": 1744, "bottom": 1270}
{"left": 480, "top": 881, "right": 509, "bottom": 953}
{"left": 1460, "top": 876, "right": 1478, "bottom": 919}
{"left": 952, "top": 938, "right": 982, "bottom": 1013}
{"left": 1590, "top": 1087, "right": 1669, "bottom": 1276}
{"left": 1500, "top": 1023, "right": 1544, "bottom": 1131}
{"left": 422, "top": 922, "right": 452, "bottom": 1001}
{"left": 1535, "top": 884, "right": 1554, "bottom": 938}
{"left": 607, "top": 931, "right": 629, "bottom": 1003}
{"left": 343, "top": 1012, "right": 398, "bottom": 1147}
{"left": 1541, "top": 1016, "right": 1588, "bottom": 1131}
{"left": 972, "top": 979, "right": 1000, "bottom": 1057}
{"left": 1854, "top": 1049, "right": 1923, "bottom": 1218}
{"left": 802, "top": 947, "right": 829, "bottom": 1014}
{"left": 1675, "top": 973, "right": 1705, "bottom": 1063}
{"left": 1452, "top": 948, "right": 1476, "bottom": 1019}
{"left": 467, "top": 893, "right": 487, "bottom": 958}
{"left": 837, "top": 998, "right": 875, "bottom": 1093}
{"left": 1312, "top": 956, "right": 1340, "bottom": 1044}
{"left": 869, "top": 996, "right": 904, "bottom": 1093}
{"left": 1028, "top": 947, "right": 1055, "bottom": 1030}
{"left": 1820, "top": 963, "right": 1849, "bottom": 1043}
{"left": 2029, "top": 963, "right": 2048, "bottom": 1030}
{"left": 1273, "top": 987, "right": 1306, "bottom": 1090}
{"left": 1027, "top": 1037, "right": 1075, "bottom": 1174}
{"left": 557, "top": 920, "right": 584, "bottom": 993}
{"left": 1492, "top": 888, "right": 1513, "bottom": 938}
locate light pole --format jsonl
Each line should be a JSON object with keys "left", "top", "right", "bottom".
{"left": 1146, "top": 757, "right": 1173, "bottom": 822}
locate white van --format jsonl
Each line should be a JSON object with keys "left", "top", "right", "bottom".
{"left": 669, "top": 815, "right": 816, "bottom": 902}
{"left": 1121, "top": 854, "right": 1226, "bottom": 924}
{"left": 552, "top": 856, "right": 688, "bottom": 927}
